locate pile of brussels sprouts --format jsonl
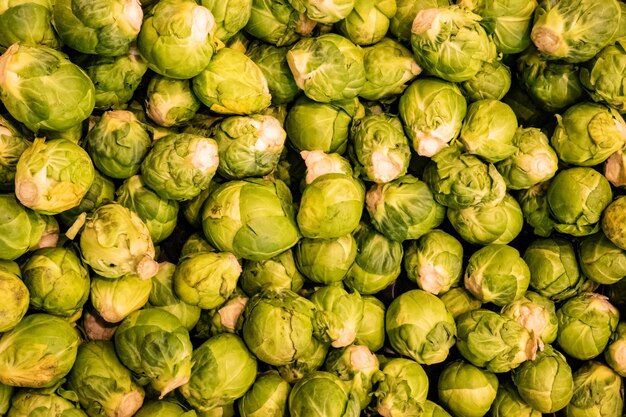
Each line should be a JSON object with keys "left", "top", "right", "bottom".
{"left": 1, "top": 0, "right": 626, "bottom": 416}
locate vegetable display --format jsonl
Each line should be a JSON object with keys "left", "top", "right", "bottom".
{"left": 0, "top": 1, "right": 625, "bottom": 416}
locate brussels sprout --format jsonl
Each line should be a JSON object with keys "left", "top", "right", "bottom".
{"left": 145, "top": 75, "right": 201, "bottom": 127}
{"left": 512, "top": 345, "right": 574, "bottom": 413}
{"left": 410, "top": 6, "right": 497, "bottom": 83}
{"left": 15, "top": 139, "right": 94, "bottom": 215}
{"left": 551, "top": 102, "right": 626, "bottom": 167}
{"left": 241, "top": 249, "right": 303, "bottom": 296}
{"left": 359, "top": 37, "right": 421, "bottom": 101}
{"left": 79, "top": 46, "right": 148, "bottom": 110}
{"left": 86, "top": 111, "right": 151, "bottom": 180}
{"left": 286, "top": 33, "right": 365, "bottom": 103}
{"left": 516, "top": 46, "right": 586, "bottom": 112}
{"left": 602, "top": 195, "right": 626, "bottom": 250}
{"left": 349, "top": 114, "right": 411, "bottom": 184}
{"left": 490, "top": 381, "right": 541, "bottom": 417}
{"left": 193, "top": 47, "right": 271, "bottom": 114}
{"left": 404, "top": 230, "right": 463, "bottom": 295}
{"left": 517, "top": 182, "right": 554, "bottom": 237}
{"left": 0, "top": 260, "right": 28, "bottom": 332}
{"left": 57, "top": 170, "right": 115, "bottom": 228}
{"left": 67, "top": 341, "right": 144, "bottom": 417}
{"left": 399, "top": 78, "right": 467, "bottom": 157}
{"left": 565, "top": 362, "right": 623, "bottom": 417}
{"left": 141, "top": 133, "right": 218, "bottom": 201}
{"left": 557, "top": 292, "right": 620, "bottom": 360}
{"left": 310, "top": 286, "right": 363, "bottom": 348}
{"left": 531, "top": 0, "right": 620, "bottom": 63}
{"left": 242, "top": 289, "right": 325, "bottom": 367}
{"left": 0, "top": 44, "right": 95, "bottom": 132}
{"left": 580, "top": 43, "right": 626, "bottom": 112}
{"left": 0, "top": 314, "right": 80, "bottom": 388}
{"left": 366, "top": 175, "right": 445, "bottom": 242}
{"left": 605, "top": 322, "right": 626, "bottom": 376}
{"left": 244, "top": 0, "right": 313, "bottom": 47}
{"left": 524, "top": 237, "right": 590, "bottom": 301}
{"left": 324, "top": 344, "right": 380, "bottom": 409}
{"left": 355, "top": 295, "right": 386, "bottom": 352}
{"left": 546, "top": 167, "right": 612, "bottom": 236}
{"left": 21, "top": 247, "right": 90, "bottom": 318}
{"left": 180, "top": 334, "right": 257, "bottom": 412}
{"left": 459, "top": 99, "right": 518, "bottom": 163}
{"left": 302, "top": 150, "right": 354, "bottom": 184}
{"left": 77, "top": 203, "right": 157, "bottom": 280}
{"left": 200, "top": 0, "right": 252, "bottom": 42}
{"left": 238, "top": 371, "right": 290, "bottom": 417}
{"left": 52, "top": 0, "right": 142, "bottom": 56}
{"left": 297, "top": 170, "right": 365, "bottom": 240}
{"left": 438, "top": 360, "right": 498, "bottom": 417}
{"left": 464, "top": 244, "right": 530, "bottom": 306}
{"left": 460, "top": 60, "right": 512, "bottom": 102}
{"left": 135, "top": 401, "right": 196, "bottom": 417}
{"left": 0, "top": 116, "right": 30, "bottom": 191}
{"left": 439, "top": 287, "right": 482, "bottom": 319}
{"left": 288, "top": 372, "right": 360, "bottom": 417}
{"left": 246, "top": 42, "right": 299, "bottom": 105}
{"left": 344, "top": 222, "right": 403, "bottom": 294}
{"left": 375, "top": 358, "right": 429, "bottom": 417}
{"left": 213, "top": 115, "right": 286, "bottom": 179}
{"left": 206, "top": 291, "right": 248, "bottom": 335}
{"left": 456, "top": 309, "right": 537, "bottom": 373}
{"left": 496, "top": 127, "right": 558, "bottom": 190}
{"left": 386, "top": 289, "right": 456, "bottom": 365}
{"left": 579, "top": 232, "right": 626, "bottom": 285}
{"left": 138, "top": 0, "right": 216, "bottom": 79}
{"left": 295, "top": 234, "right": 357, "bottom": 284}
{"left": 147, "top": 262, "right": 201, "bottom": 330}
{"left": 459, "top": 0, "right": 537, "bottom": 54}
{"left": 7, "top": 391, "right": 87, "bottom": 417}
{"left": 174, "top": 252, "right": 241, "bottom": 310}
{"left": 337, "top": 0, "right": 396, "bottom": 45}
{"left": 0, "top": 0, "right": 60, "bottom": 50}
{"left": 423, "top": 145, "right": 506, "bottom": 209}
{"left": 0, "top": 194, "right": 49, "bottom": 260}
{"left": 501, "top": 291, "right": 558, "bottom": 346}
{"left": 116, "top": 176, "right": 178, "bottom": 243}
{"left": 202, "top": 178, "right": 300, "bottom": 261}
{"left": 285, "top": 96, "right": 363, "bottom": 154}
{"left": 447, "top": 193, "right": 524, "bottom": 246}
{"left": 90, "top": 273, "right": 152, "bottom": 323}
{"left": 114, "top": 308, "right": 193, "bottom": 398}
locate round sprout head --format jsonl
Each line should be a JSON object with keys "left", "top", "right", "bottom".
{"left": 404, "top": 230, "right": 464, "bottom": 295}
{"left": 556, "top": 292, "right": 620, "bottom": 360}
{"left": 438, "top": 360, "right": 499, "bottom": 417}
{"left": 410, "top": 6, "right": 497, "bottom": 82}
{"left": 15, "top": 139, "right": 95, "bottom": 215}
{"left": 464, "top": 244, "right": 530, "bottom": 307}
{"left": 137, "top": 0, "right": 217, "bottom": 79}
{"left": 0, "top": 44, "right": 95, "bottom": 133}
{"left": 386, "top": 289, "right": 457, "bottom": 365}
